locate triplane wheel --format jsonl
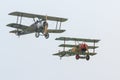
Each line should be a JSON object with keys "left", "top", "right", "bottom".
{"left": 75, "top": 54, "right": 80, "bottom": 60}
{"left": 86, "top": 55, "right": 90, "bottom": 61}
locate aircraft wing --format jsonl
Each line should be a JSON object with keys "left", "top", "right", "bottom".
{"left": 48, "top": 29, "right": 65, "bottom": 33}
{"left": 55, "top": 37, "right": 100, "bottom": 43}
{"left": 9, "top": 11, "right": 68, "bottom": 22}
{"left": 9, "top": 30, "right": 35, "bottom": 35}
{"left": 53, "top": 51, "right": 97, "bottom": 57}
{"left": 7, "top": 23, "right": 29, "bottom": 29}
{"left": 9, "top": 30, "right": 20, "bottom": 33}
{"left": 59, "top": 44, "right": 99, "bottom": 49}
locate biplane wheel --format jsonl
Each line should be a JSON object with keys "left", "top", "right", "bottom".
{"left": 35, "top": 32, "right": 40, "bottom": 38}
{"left": 43, "top": 21, "right": 48, "bottom": 27}
{"left": 16, "top": 32, "right": 19, "bottom": 36}
{"left": 44, "top": 33, "right": 49, "bottom": 39}
{"left": 15, "top": 32, "right": 20, "bottom": 37}
{"left": 86, "top": 55, "right": 90, "bottom": 61}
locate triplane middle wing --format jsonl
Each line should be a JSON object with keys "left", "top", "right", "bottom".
{"left": 53, "top": 37, "right": 100, "bottom": 60}
{"left": 7, "top": 11, "right": 68, "bottom": 39}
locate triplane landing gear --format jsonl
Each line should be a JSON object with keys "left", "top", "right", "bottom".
{"left": 86, "top": 54, "right": 90, "bottom": 61}
{"left": 75, "top": 54, "right": 90, "bottom": 61}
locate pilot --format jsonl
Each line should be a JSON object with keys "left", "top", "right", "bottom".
{"left": 79, "top": 43, "right": 89, "bottom": 54}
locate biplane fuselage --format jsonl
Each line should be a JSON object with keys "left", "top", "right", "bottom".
{"left": 20, "top": 21, "right": 45, "bottom": 36}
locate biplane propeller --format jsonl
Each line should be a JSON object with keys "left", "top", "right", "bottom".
{"left": 53, "top": 37, "right": 100, "bottom": 60}
{"left": 7, "top": 11, "right": 68, "bottom": 39}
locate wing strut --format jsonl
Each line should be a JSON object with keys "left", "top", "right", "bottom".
{"left": 93, "top": 40, "right": 95, "bottom": 53}
{"left": 63, "top": 38, "right": 66, "bottom": 51}
{"left": 59, "top": 21, "right": 62, "bottom": 30}
{"left": 20, "top": 16, "right": 22, "bottom": 24}
{"left": 16, "top": 16, "right": 19, "bottom": 24}
{"left": 33, "top": 18, "right": 36, "bottom": 22}
{"left": 15, "top": 15, "right": 23, "bottom": 37}
{"left": 55, "top": 21, "right": 62, "bottom": 30}
{"left": 56, "top": 21, "right": 58, "bottom": 29}
{"left": 16, "top": 14, "right": 23, "bottom": 24}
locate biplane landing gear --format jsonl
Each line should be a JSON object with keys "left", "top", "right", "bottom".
{"left": 44, "top": 33, "right": 49, "bottom": 39}
{"left": 86, "top": 55, "right": 90, "bottom": 61}
{"left": 75, "top": 54, "right": 80, "bottom": 60}
{"left": 35, "top": 32, "right": 40, "bottom": 38}
{"left": 15, "top": 31, "right": 21, "bottom": 37}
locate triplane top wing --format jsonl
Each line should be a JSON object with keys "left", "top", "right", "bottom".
{"left": 9, "top": 11, "right": 68, "bottom": 22}
{"left": 55, "top": 37, "right": 100, "bottom": 43}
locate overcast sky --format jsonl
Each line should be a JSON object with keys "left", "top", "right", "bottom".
{"left": 1, "top": 0, "right": 120, "bottom": 80}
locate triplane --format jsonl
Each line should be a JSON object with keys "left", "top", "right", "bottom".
{"left": 53, "top": 37, "right": 100, "bottom": 60}
{"left": 7, "top": 11, "right": 67, "bottom": 39}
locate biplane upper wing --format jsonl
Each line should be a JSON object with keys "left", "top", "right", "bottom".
{"left": 55, "top": 37, "right": 100, "bottom": 43}
{"left": 53, "top": 51, "right": 97, "bottom": 57}
{"left": 7, "top": 23, "right": 29, "bottom": 29}
{"left": 59, "top": 44, "right": 99, "bottom": 49}
{"left": 9, "top": 11, "right": 68, "bottom": 22}
{"left": 47, "top": 29, "right": 65, "bottom": 33}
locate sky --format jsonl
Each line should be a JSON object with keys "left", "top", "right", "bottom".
{"left": 1, "top": 0, "right": 120, "bottom": 80}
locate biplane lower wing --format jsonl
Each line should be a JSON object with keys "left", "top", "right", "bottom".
{"left": 7, "top": 23, "right": 35, "bottom": 35}
{"left": 47, "top": 29, "right": 65, "bottom": 33}
{"left": 59, "top": 44, "right": 99, "bottom": 49}
{"left": 53, "top": 51, "right": 97, "bottom": 57}
{"left": 56, "top": 37, "right": 100, "bottom": 43}
{"left": 9, "top": 30, "right": 35, "bottom": 35}
{"left": 9, "top": 11, "right": 68, "bottom": 22}
{"left": 7, "top": 23, "right": 29, "bottom": 29}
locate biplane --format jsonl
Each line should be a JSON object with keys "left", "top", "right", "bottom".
{"left": 7, "top": 11, "right": 68, "bottom": 39}
{"left": 53, "top": 37, "right": 100, "bottom": 60}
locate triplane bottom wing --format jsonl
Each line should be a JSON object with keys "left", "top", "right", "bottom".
{"left": 53, "top": 51, "right": 97, "bottom": 57}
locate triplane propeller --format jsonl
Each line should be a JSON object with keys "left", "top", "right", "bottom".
{"left": 7, "top": 11, "right": 68, "bottom": 39}
{"left": 53, "top": 37, "right": 100, "bottom": 60}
